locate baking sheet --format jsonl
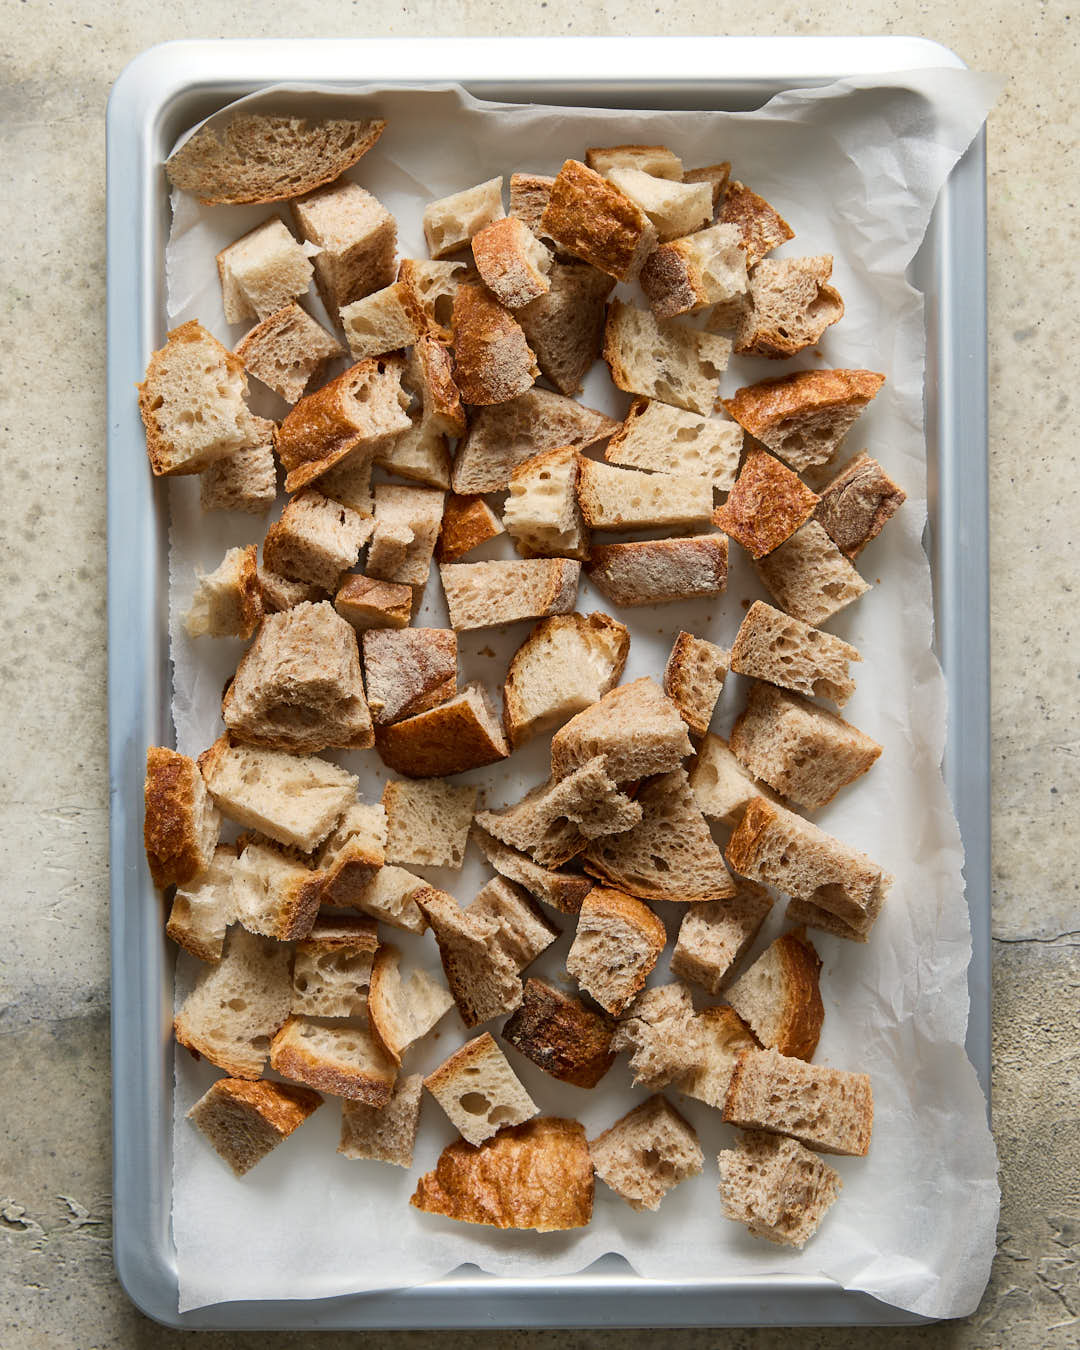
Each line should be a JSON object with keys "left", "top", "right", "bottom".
{"left": 159, "top": 72, "right": 1000, "bottom": 1319}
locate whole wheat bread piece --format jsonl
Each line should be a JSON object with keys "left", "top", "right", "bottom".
{"left": 423, "top": 177, "right": 505, "bottom": 258}
{"left": 712, "top": 448, "right": 821, "bottom": 560}
{"left": 689, "top": 734, "right": 783, "bottom": 828}
{"left": 754, "top": 521, "right": 870, "bottom": 628}
{"left": 382, "top": 778, "right": 477, "bottom": 869}
{"left": 640, "top": 222, "right": 747, "bottom": 319}
{"left": 502, "top": 446, "right": 589, "bottom": 562}
{"left": 467, "top": 877, "right": 560, "bottom": 972}
{"left": 589, "top": 1095, "right": 703, "bottom": 1211}
{"left": 730, "top": 601, "right": 860, "bottom": 707}
{"left": 670, "top": 884, "right": 774, "bottom": 995}
{"left": 503, "top": 611, "right": 629, "bottom": 749}
{"left": 586, "top": 534, "right": 729, "bottom": 607}
{"left": 216, "top": 217, "right": 314, "bottom": 324}
{"left": 678, "top": 1005, "right": 759, "bottom": 1108}
{"left": 334, "top": 573, "right": 413, "bottom": 631}
{"left": 173, "top": 926, "right": 293, "bottom": 1079}
{"left": 166, "top": 113, "right": 385, "bottom": 205}
{"left": 611, "top": 983, "right": 705, "bottom": 1089}
{"left": 291, "top": 180, "right": 397, "bottom": 321}
{"left": 187, "top": 1078, "right": 322, "bottom": 1177}
{"left": 144, "top": 746, "right": 221, "bottom": 890}
{"left": 424, "top": 1032, "right": 538, "bottom": 1146}
{"left": 437, "top": 494, "right": 504, "bottom": 563}
{"left": 198, "top": 735, "right": 356, "bottom": 852}
{"left": 362, "top": 627, "right": 457, "bottom": 726}
{"left": 339, "top": 1072, "right": 424, "bottom": 1167}
{"left": 725, "top": 930, "right": 824, "bottom": 1061}
{"left": 471, "top": 215, "right": 553, "bottom": 308}
{"left": 375, "top": 683, "right": 509, "bottom": 778}
{"left": 585, "top": 144, "right": 683, "bottom": 179}
{"left": 717, "top": 180, "right": 795, "bottom": 266}
{"left": 450, "top": 283, "right": 538, "bottom": 406}
{"left": 605, "top": 166, "right": 713, "bottom": 242}
{"left": 723, "top": 1046, "right": 873, "bottom": 1156}
{"left": 339, "top": 280, "right": 427, "bottom": 362}
{"left": 201, "top": 429, "right": 278, "bottom": 516}
{"left": 232, "top": 835, "right": 324, "bottom": 941}
{"left": 584, "top": 767, "right": 736, "bottom": 903}
{"left": 270, "top": 1016, "right": 398, "bottom": 1105}
{"left": 550, "top": 676, "right": 692, "bottom": 784}
{"left": 717, "top": 1129, "right": 842, "bottom": 1247}
{"left": 440, "top": 558, "right": 580, "bottom": 631}
{"left": 725, "top": 796, "right": 891, "bottom": 937}
{"left": 222, "top": 600, "right": 373, "bottom": 753}
{"left": 730, "top": 683, "right": 882, "bottom": 810}
{"left": 732, "top": 255, "right": 844, "bottom": 359}
{"left": 235, "top": 302, "right": 343, "bottom": 404}
{"left": 603, "top": 300, "right": 731, "bottom": 416}
{"left": 368, "top": 945, "right": 454, "bottom": 1062}
{"left": 415, "top": 888, "right": 523, "bottom": 1028}
{"left": 167, "top": 845, "right": 239, "bottom": 963}
{"left": 509, "top": 172, "right": 556, "bottom": 236}
{"left": 502, "top": 978, "right": 616, "bottom": 1088}
{"left": 452, "top": 387, "right": 618, "bottom": 494}
{"left": 565, "top": 886, "right": 666, "bottom": 1016}
{"left": 410, "top": 1117, "right": 593, "bottom": 1231}
{"left": 813, "top": 451, "right": 907, "bottom": 558}
{"left": 350, "top": 864, "right": 429, "bottom": 934}
{"left": 314, "top": 802, "right": 387, "bottom": 908}
{"left": 723, "top": 369, "right": 885, "bottom": 475}
{"left": 604, "top": 397, "right": 743, "bottom": 491}
{"left": 138, "top": 321, "right": 260, "bottom": 476}
{"left": 185, "top": 545, "right": 263, "bottom": 640}
{"left": 517, "top": 258, "right": 615, "bottom": 395}
{"left": 262, "top": 488, "right": 373, "bottom": 591}
{"left": 472, "top": 826, "right": 594, "bottom": 915}
{"left": 539, "top": 158, "right": 657, "bottom": 281}
{"left": 291, "top": 914, "right": 379, "bottom": 1018}
{"left": 576, "top": 458, "right": 714, "bottom": 533}
{"left": 663, "top": 631, "right": 729, "bottom": 738}
{"left": 367, "top": 483, "right": 446, "bottom": 588}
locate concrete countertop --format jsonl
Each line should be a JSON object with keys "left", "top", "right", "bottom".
{"left": 1, "top": 4, "right": 1076, "bottom": 1348}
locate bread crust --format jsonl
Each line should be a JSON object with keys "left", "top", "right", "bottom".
{"left": 374, "top": 685, "right": 508, "bottom": 778}
{"left": 723, "top": 369, "right": 886, "bottom": 444}
{"left": 718, "top": 180, "right": 794, "bottom": 266}
{"left": 502, "top": 979, "right": 617, "bottom": 1087}
{"left": 712, "top": 448, "right": 821, "bottom": 560}
{"left": 450, "top": 284, "right": 538, "bottom": 406}
{"left": 144, "top": 746, "right": 218, "bottom": 889}
{"left": 663, "top": 631, "right": 730, "bottom": 738}
{"left": 726, "top": 930, "right": 824, "bottom": 1061}
{"left": 814, "top": 451, "right": 906, "bottom": 558}
{"left": 269, "top": 1016, "right": 396, "bottom": 1105}
{"left": 585, "top": 535, "right": 728, "bottom": 607}
{"left": 334, "top": 574, "right": 413, "bottom": 631}
{"left": 540, "top": 159, "right": 656, "bottom": 282}
{"left": 436, "top": 494, "right": 504, "bottom": 563}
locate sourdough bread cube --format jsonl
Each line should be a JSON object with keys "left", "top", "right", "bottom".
{"left": 730, "top": 601, "right": 860, "bottom": 707}
{"left": 424, "top": 1032, "right": 537, "bottom": 1146}
{"left": 339, "top": 1073, "right": 423, "bottom": 1167}
{"left": 712, "top": 448, "right": 821, "bottom": 560}
{"left": 603, "top": 300, "right": 731, "bottom": 415}
{"left": 188, "top": 1078, "right": 322, "bottom": 1177}
{"left": 565, "top": 886, "right": 666, "bottom": 1016}
{"left": 314, "top": 802, "right": 387, "bottom": 908}
{"left": 670, "top": 884, "right": 774, "bottom": 995}
{"left": 466, "top": 877, "right": 560, "bottom": 971}
{"left": 232, "top": 835, "right": 324, "bottom": 941}
{"left": 730, "top": 683, "right": 882, "bottom": 810}
{"left": 235, "top": 302, "right": 343, "bottom": 403}
{"left": 540, "top": 159, "right": 657, "bottom": 282}
{"left": 397, "top": 258, "right": 469, "bottom": 340}
{"left": 733, "top": 255, "right": 844, "bottom": 359}
{"left": 472, "top": 215, "right": 553, "bottom": 309}
{"left": 351, "top": 864, "right": 429, "bottom": 934}
{"left": 589, "top": 1095, "right": 703, "bottom": 1211}
{"left": 270, "top": 1015, "right": 398, "bottom": 1105}
{"left": 604, "top": 398, "right": 742, "bottom": 491}
{"left": 291, "top": 914, "right": 379, "bottom": 1017}
{"left": 586, "top": 144, "right": 683, "bottom": 179}
{"left": 611, "top": 983, "right": 704, "bottom": 1089}
{"left": 383, "top": 778, "right": 477, "bottom": 869}
{"left": 689, "top": 734, "right": 782, "bottom": 828}
{"left": 340, "top": 280, "right": 427, "bottom": 361}
{"left": 374, "top": 684, "right": 509, "bottom": 779}
{"left": 217, "top": 217, "right": 315, "bottom": 323}
{"left": 508, "top": 172, "right": 556, "bottom": 236}
{"left": 416, "top": 888, "right": 524, "bottom": 1028}
{"left": 586, "top": 535, "right": 729, "bottom": 608}
{"left": 423, "top": 177, "right": 505, "bottom": 258}
{"left": 678, "top": 1005, "right": 758, "bottom": 1108}
{"left": 366, "top": 519, "right": 414, "bottom": 579}
{"left": 472, "top": 827, "right": 594, "bottom": 916}
{"left": 144, "top": 746, "right": 221, "bottom": 890}
{"left": 362, "top": 627, "right": 458, "bottom": 726}
{"left": 663, "top": 631, "right": 729, "bottom": 738}
{"left": 167, "top": 845, "right": 239, "bottom": 963}
{"left": 263, "top": 489, "right": 373, "bottom": 591}
{"left": 754, "top": 521, "right": 870, "bottom": 627}
{"left": 641, "top": 222, "right": 747, "bottom": 318}
{"left": 367, "top": 484, "right": 445, "bottom": 588}
{"left": 517, "top": 258, "right": 614, "bottom": 396}
{"left": 718, "top": 180, "right": 795, "bottom": 267}
{"left": 291, "top": 180, "right": 397, "bottom": 320}
{"left": 502, "top": 978, "right": 616, "bottom": 1088}
{"left": 723, "top": 1046, "right": 873, "bottom": 1156}
{"left": 576, "top": 459, "right": 714, "bottom": 533}
{"left": 173, "top": 926, "right": 292, "bottom": 1079}
{"left": 451, "top": 283, "right": 538, "bottom": 406}
{"left": 185, "top": 544, "right": 262, "bottom": 640}
{"left": 503, "top": 446, "right": 589, "bottom": 561}
{"left": 257, "top": 568, "right": 325, "bottom": 614}
{"left": 436, "top": 493, "right": 504, "bottom": 563}
{"left": 550, "top": 676, "right": 692, "bottom": 784}
{"left": 814, "top": 451, "right": 906, "bottom": 558}
{"left": 725, "top": 929, "right": 823, "bottom": 1061}
{"left": 334, "top": 573, "right": 412, "bottom": 631}
{"left": 440, "top": 558, "right": 580, "bottom": 631}
{"left": 368, "top": 945, "right": 454, "bottom": 1061}
{"left": 312, "top": 445, "right": 374, "bottom": 516}
{"left": 606, "top": 166, "right": 713, "bottom": 241}
{"left": 717, "top": 1129, "right": 841, "bottom": 1247}
{"left": 200, "top": 419, "right": 278, "bottom": 515}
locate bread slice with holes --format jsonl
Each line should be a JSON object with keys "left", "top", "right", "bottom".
{"left": 670, "top": 884, "right": 775, "bottom": 994}
{"left": 517, "top": 259, "right": 614, "bottom": 396}
{"left": 368, "top": 945, "right": 454, "bottom": 1062}
{"left": 604, "top": 300, "right": 730, "bottom": 416}
{"left": 201, "top": 427, "right": 278, "bottom": 515}
{"left": 382, "top": 778, "right": 477, "bottom": 869}
{"left": 814, "top": 452, "right": 907, "bottom": 559}
{"left": 423, "top": 177, "right": 505, "bottom": 257}
{"left": 217, "top": 217, "right": 315, "bottom": 323}
{"left": 451, "top": 283, "right": 538, "bottom": 406}
{"left": 270, "top": 1016, "right": 398, "bottom": 1105}
{"left": 397, "top": 258, "right": 469, "bottom": 341}
{"left": 502, "top": 978, "right": 616, "bottom": 1087}
{"left": 262, "top": 489, "right": 373, "bottom": 591}
{"left": 605, "top": 167, "right": 713, "bottom": 242}
{"left": 718, "top": 180, "right": 794, "bottom": 266}
{"left": 416, "top": 888, "right": 523, "bottom": 1028}
{"left": 550, "top": 676, "right": 692, "bottom": 784}
{"left": 733, "top": 256, "right": 844, "bottom": 359}
{"left": 472, "top": 826, "right": 594, "bottom": 915}
{"left": 611, "top": 983, "right": 705, "bottom": 1089}
{"left": 440, "top": 558, "right": 580, "bottom": 631}
{"left": 232, "top": 835, "right": 324, "bottom": 940}
{"left": 291, "top": 914, "right": 379, "bottom": 1017}
{"left": 362, "top": 627, "right": 457, "bottom": 725}
{"left": 375, "top": 684, "right": 509, "bottom": 778}
{"left": 678, "top": 1005, "right": 759, "bottom": 1109}
{"left": 754, "top": 521, "right": 870, "bottom": 627}
{"left": 586, "top": 534, "right": 729, "bottom": 608}
{"left": 424, "top": 1032, "right": 538, "bottom": 1146}
{"left": 173, "top": 926, "right": 293, "bottom": 1079}
{"left": 565, "top": 886, "right": 666, "bottom": 1016}
{"left": 689, "top": 734, "right": 782, "bottom": 828}
{"left": 730, "top": 601, "right": 860, "bottom": 707}
{"left": 467, "top": 877, "right": 560, "bottom": 972}
{"left": 502, "top": 446, "right": 589, "bottom": 561}
{"left": 725, "top": 930, "right": 824, "bottom": 1061}
{"left": 576, "top": 458, "right": 713, "bottom": 533}
{"left": 590, "top": 1095, "right": 703, "bottom": 1211}
{"left": 539, "top": 159, "right": 657, "bottom": 281}
{"left": 664, "top": 631, "right": 729, "bottom": 738}
{"left": 586, "top": 145, "right": 683, "bottom": 179}
{"left": 640, "top": 222, "right": 747, "bottom": 318}
{"left": 291, "top": 180, "right": 397, "bottom": 321}
{"left": 334, "top": 573, "right": 413, "bottom": 631}
{"left": 236, "top": 302, "right": 342, "bottom": 403}
{"left": 437, "top": 494, "right": 504, "bottom": 562}
{"left": 185, "top": 545, "right": 263, "bottom": 640}
{"left": 188, "top": 1078, "right": 322, "bottom": 1176}
{"left": 713, "top": 448, "right": 821, "bottom": 561}
{"left": 144, "top": 746, "right": 221, "bottom": 889}
{"left": 723, "top": 1047, "right": 873, "bottom": 1156}
{"left": 717, "top": 1129, "right": 842, "bottom": 1247}
{"left": 167, "top": 845, "right": 239, "bottom": 963}
{"left": 340, "top": 1073, "right": 424, "bottom": 1167}
{"left": 604, "top": 397, "right": 742, "bottom": 491}
{"left": 471, "top": 215, "right": 553, "bottom": 308}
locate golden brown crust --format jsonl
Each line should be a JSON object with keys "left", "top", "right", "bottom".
{"left": 683, "top": 162, "right": 732, "bottom": 209}
{"left": 206, "top": 1077, "right": 323, "bottom": 1134}
{"left": 712, "top": 448, "right": 820, "bottom": 560}
{"left": 722, "top": 369, "right": 886, "bottom": 441}
{"left": 367, "top": 944, "right": 404, "bottom": 1062}
{"left": 414, "top": 334, "right": 466, "bottom": 436}
{"left": 501, "top": 978, "right": 617, "bottom": 1088}
{"left": 437, "top": 494, "right": 503, "bottom": 562}
{"left": 450, "top": 284, "right": 538, "bottom": 406}
{"left": 410, "top": 1117, "right": 594, "bottom": 1230}
{"left": 232, "top": 544, "right": 263, "bottom": 639}
{"left": 718, "top": 180, "right": 794, "bottom": 266}
{"left": 144, "top": 746, "right": 215, "bottom": 889}
{"left": 334, "top": 574, "right": 413, "bottom": 630}
{"left": 269, "top": 1017, "right": 396, "bottom": 1105}
{"left": 584, "top": 885, "right": 668, "bottom": 950}
{"left": 471, "top": 216, "right": 551, "bottom": 308}
{"left": 374, "top": 693, "right": 509, "bottom": 778}
{"left": 723, "top": 796, "right": 778, "bottom": 876}
{"left": 539, "top": 159, "right": 656, "bottom": 282}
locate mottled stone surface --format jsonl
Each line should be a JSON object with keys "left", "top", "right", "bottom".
{"left": 1, "top": 3, "right": 1076, "bottom": 1347}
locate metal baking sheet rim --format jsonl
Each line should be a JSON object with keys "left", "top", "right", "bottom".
{"left": 105, "top": 35, "right": 989, "bottom": 1331}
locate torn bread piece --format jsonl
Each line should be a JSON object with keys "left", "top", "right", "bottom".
{"left": 539, "top": 158, "right": 657, "bottom": 281}
{"left": 368, "top": 945, "right": 454, "bottom": 1062}
{"left": 611, "top": 983, "right": 704, "bottom": 1089}
{"left": 502, "top": 978, "right": 616, "bottom": 1087}
{"left": 606, "top": 166, "right": 713, "bottom": 242}
{"left": 366, "top": 484, "right": 444, "bottom": 588}
{"left": 339, "top": 280, "right": 427, "bottom": 361}
{"left": 730, "top": 600, "right": 860, "bottom": 707}
{"left": 509, "top": 172, "right": 556, "bottom": 236}
{"left": 416, "top": 889, "right": 523, "bottom": 1028}
{"left": 374, "top": 338, "right": 463, "bottom": 489}
{"left": 291, "top": 180, "right": 396, "bottom": 321}
{"left": 603, "top": 300, "right": 731, "bottom": 416}
{"left": 312, "top": 445, "right": 374, "bottom": 515}
{"left": 755, "top": 521, "right": 870, "bottom": 628}
{"left": 683, "top": 162, "right": 731, "bottom": 210}
{"left": 517, "top": 259, "right": 614, "bottom": 395}
{"left": 339, "top": 1073, "right": 424, "bottom": 1167}
{"left": 472, "top": 826, "right": 594, "bottom": 915}
{"left": 313, "top": 803, "right": 387, "bottom": 908}
{"left": 471, "top": 215, "right": 553, "bottom": 308}
{"left": 411, "top": 1117, "right": 593, "bottom": 1231}
{"left": 565, "top": 886, "right": 666, "bottom": 1016}
{"left": 503, "top": 446, "right": 589, "bottom": 561}
{"left": 262, "top": 490, "right": 373, "bottom": 591}
{"left": 450, "top": 283, "right": 538, "bottom": 405}
{"left": 200, "top": 423, "right": 278, "bottom": 515}
{"left": 725, "top": 929, "right": 824, "bottom": 1061}
{"left": 216, "top": 217, "right": 315, "bottom": 323}
{"left": 167, "top": 845, "right": 239, "bottom": 963}
{"left": 397, "top": 257, "right": 470, "bottom": 341}
{"left": 366, "top": 519, "right": 414, "bottom": 579}
{"left": 586, "top": 534, "right": 728, "bottom": 608}
{"left": 640, "top": 222, "right": 748, "bottom": 318}
{"left": 732, "top": 255, "right": 844, "bottom": 359}
{"left": 383, "top": 778, "right": 478, "bottom": 869}
{"left": 466, "top": 878, "right": 560, "bottom": 972}
{"left": 586, "top": 144, "right": 683, "bottom": 179}
{"left": 690, "top": 734, "right": 783, "bottom": 828}
{"left": 718, "top": 180, "right": 795, "bottom": 266}
{"left": 550, "top": 676, "right": 692, "bottom": 784}
{"left": 424, "top": 1033, "right": 537, "bottom": 1146}
{"left": 670, "top": 884, "right": 774, "bottom": 995}
{"left": 717, "top": 1129, "right": 842, "bottom": 1248}
{"left": 144, "top": 746, "right": 221, "bottom": 890}
{"left": 663, "top": 631, "right": 729, "bottom": 738}
{"left": 258, "top": 568, "right": 324, "bottom": 614}
{"left": 351, "top": 865, "right": 429, "bottom": 935}
{"left": 362, "top": 627, "right": 457, "bottom": 726}
{"left": 437, "top": 493, "right": 504, "bottom": 563}
{"left": 723, "top": 1047, "right": 873, "bottom": 1156}
{"left": 440, "top": 558, "right": 580, "bottom": 631}
{"left": 712, "top": 447, "right": 821, "bottom": 560}
{"left": 232, "top": 834, "right": 324, "bottom": 940}
{"left": 576, "top": 458, "right": 714, "bottom": 533}
{"left": 291, "top": 914, "right": 379, "bottom": 1017}
{"left": 188, "top": 1078, "right": 322, "bottom": 1177}
{"left": 583, "top": 767, "right": 737, "bottom": 903}
{"left": 270, "top": 1016, "right": 397, "bottom": 1105}
{"left": 813, "top": 452, "right": 907, "bottom": 559}
{"left": 375, "top": 684, "right": 509, "bottom": 778}
{"left": 590, "top": 1095, "right": 703, "bottom": 1211}
{"left": 334, "top": 573, "right": 413, "bottom": 631}
{"left": 678, "top": 1005, "right": 759, "bottom": 1109}
{"left": 423, "top": 177, "right": 505, "bottom": 258}
{"left": 235, "top": 302, "right": 342, "bottom": 404}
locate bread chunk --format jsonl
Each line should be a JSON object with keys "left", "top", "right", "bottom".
{"left": 606, "top": 166, "right": 712, "bottom": 242}
{"left": 730, "top": 600, "right": 859, "bottom": 707}
{"left": 350, "top": 864, "right": 429, "bottom": 934}
{"left": 339, "top": 1073, "right": 423, "bottom": 1167}
{"left": 339, "top": 280, "right": 427, "bottom": 361}
{"left": 411, "top": 1117, "right": 593, "bottom": 1230}
{"left": 437, "top": 493, "right": 504, "bottom": 562}
{"left": 472, "top": 827, "right": 594, "bottom": 915}
{"left": 604, "top": 398, "right": 742, "bottom": 491}
{"left": 440, "top": 558, "right": 580, "bottom": 631}
{"left": 641, "top": 222, "right": 747, "bottom": 318}
{"left": 312, "top": 445, "right": 374, "bottom": 515}
{"left": 383, "top": 778, "right": 477, "bottom": 869}
{"left": 144, "top": 746, "right": 220, "bottom": 889}
{"left": 717, "top": 1130, "right": 841, "bottom": 1247}
{"left": 368, "top": 945, "right": 454, "bottom": 1062}
{"left": 397, "top": 258, "right": 469, "bottom": 340}
{"left": 450, "top": 283, "right": 538, "bottom": 406}
{"left": 257, "top": 568, "right": 324, "bottom": 614}
{"left": 138, "top": 320, "right": 259, "bottom": 476}
{"left": 590, "top": 1095, "right": 703, "bottom": 1211}
{"left": 550, "top": 676, "right": 692, "bottom": 784}
{"left": 678, "top": 1005, "right": 759, "bottom": 1108}
{"left": 362, "top": 627, "right": 457, "bottom": 726}
{"left": 235, "top": 302, "right": 342, "bottom": 403}
{"left": 502, "top": 978, "right": 616, "bottom": 1087}
{"left": 367, "top": 484, "right": 445, "bottom": 588}
{"left": 713, "top": 447, "right": 821, "bottom": 560}
{"left": 584, "top": 768, "right": 736, "bottom": 903}
{"left": 730, "top": 683, "right": 882, "bottom": 810}
{"left": 732, "top": 255, "right": 844, "bottom": 359}
{"left": 416, "top": 889, "right": 523, "bottom": 1028}
{"left": 185, "top": 545, "right": 262, "bottom": 640}
{"left": 334, "top": 573, "right": 412, "bottom": 631}
{"left": 270, "top": 1016, "right": 398, "bottom": 1105}
{"left": 587, "top": 534, "right": 728, "bottom": 607}
{"left": 291, "top": 181, "right": 397, "bottom": 320}
{"left": 263, "top": 489, "right": 373, "bottom": 591}
{"left": 723, "top": 1046, "right": 873, "bottom": 1156}
{"left": 689, "top": 734, "right": 782, "bottom": 828}
{"left": 517, "top": 259, "right": 614, "bottom": 395}
{"left": 466, "top": 878, "right": 560, "bottom": 972}
{"left": 424, "top": 1033, "right": 537, "bottom": 1146}
{"left": 174, "top": 926, "right": 292, "bottom": 1079}
{"left": 166, "top": 113, "right": 385, "bottom": 205}
{"left": 217, "top": 218, "right": 315, "bottom": 324}
{"left": 198, "top": 736, "right": 355, "bottom": 852}
{"left": 367, "top": 520, "right": 414, "bottom": 579}
{"left": 290, "top": 914, "right": 379, "bottom": 1018}
{"left": 167, "top": 845, "right": 239, "bottom": 963}
{"left": 314, "top": 802, "right": 386, "bottom": 908}
{"left": 603, "top": 300, "right": 730, "bottom": 415}
{"left": 540, "top": 159, "right": 657, "bottom": 281}
{"left": 232, "top": 835, "right": 324, "bottom": 940}
{"left": 663, "top": 631, "right": 729, "bottom": 738}
{"left": 375, "top": 684, "right": 509, "bottom": 778}
{"left": 423, "top": 177, "right": 505, "bottom": 258}
{"left": 725, "top": 930, "right": 824, "bottom": 1061}
{"left": 472, "top": 215, "right": 553, "bottom": 309}
{"left": 503, "top": 447, "right": 589, "bottom": 561}
{"left": 611, "top": 983, "right": 704, "bottom": 1088}
{"left": 374, "top": 339, "right": 463, "bottom": 489}
{"left": 188, "top": 1078, "right": 322, "bottom": 1177}
{"left": 723, "top": 369, "right": 885, "bottom": 475}
{"left": 453, "top": 386, "right": 618, "bottom": 493}
{"left": 201, "top": 426, "right": 278, "bottom": 515}
{"left": 503, "top": 612, "right": 629, "bottom": 749}
{"left": 754, "top": 521, "right": 870, "bottom": 627}
{"left": 565, "top": 887, "right": 666, "bottom": 1016}
{"left": 509, "top": 172, "right": 556, "bottom": 236}
{"left": 814, "top": 452, "right": 906, "bottom": 558}
{"left": 586, "top": 145, "right": 683, "bottom": 179}
{"left": 576, "top": 458, "right": 714, "bottom": 533}
{"left": 683, "top": 162, "right": 732, "bottom": 209}
{"left": 670, "top": 885, "right": 774, "bottom": 994}
{"left": 718, "top": 180, "right": 794, "bottom": 266}
{"left": 725, "top": 797, "right": 891, "bottom": 938}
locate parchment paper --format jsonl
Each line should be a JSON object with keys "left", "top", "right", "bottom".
{"left": 164, "top": 71, "right": 1001, "bottom": 1319}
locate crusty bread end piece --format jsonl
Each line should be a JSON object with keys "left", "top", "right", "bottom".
{"left": 539, "top": 158, "right": 657, "bottom": 282}
{"left": 712, "top": 448, "right": 820, "bottom": 561}
{"left": 144, "top": 746, "right": 220, "bottom": 889}
{"left": 374, "top": 684, "right": 509, "bottom": 778}
{"left": 502, "top": 978, "right": 616, "bottom": 1088}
